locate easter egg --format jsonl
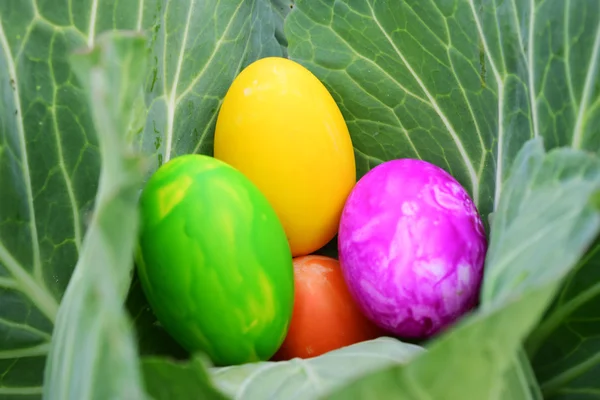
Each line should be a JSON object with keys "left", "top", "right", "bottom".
{"left": 136, "top": 154, "right": 294, "bottom": 366}
{"left": 214, "top": 57, "right": 356, "bottom": 257}
{"left": 338, "top": 159, "right": 487, "bottom": 339}
{"left": 272, "top": 255, "right": 383, "bottom": 360}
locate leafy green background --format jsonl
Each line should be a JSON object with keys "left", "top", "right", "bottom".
{"left": 285, "top": 0, "right": 600, "bottom": 397}
{"left": 527, "top": 238, "right": 600, "bottom": 399}
{"left": 40, "top": 30, "right": 151, "bottom": 400}
{"left": 0, "top": 0, "right": 599, "bottom": 398}
{"left": 0, "top": 0, "right": 288, "bottom": 396}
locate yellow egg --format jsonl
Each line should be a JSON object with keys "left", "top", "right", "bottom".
{"left": 214, "top": 57, "right": 356, "bottom": 257}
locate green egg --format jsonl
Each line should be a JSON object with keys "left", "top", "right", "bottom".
{"left": 136, "top": 154, "right": 294, "bottom": 366}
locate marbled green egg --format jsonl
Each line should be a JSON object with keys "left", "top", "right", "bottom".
{"left": 136, "top": 154, "right": 294, "bottom": 366}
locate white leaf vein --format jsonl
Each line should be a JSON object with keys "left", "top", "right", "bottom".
{"left": 572, "top": 17, "right": 600, "bottom": 149}
{"left": 467, "top": 0, "right": 505, "bottom": 208}
{"left": 527, "top": 0, "right": 539, "bottom": 138}
{"left": 0, "top": 18, "right": 44, "bottom": 285}
{"left": 0, "top": 343, "right": 50, "bottom": 359}
{"left": 367, "top": 1, "right": 479, "bottom": 201}
{"left": 164, "top": 0, "right": 196, "bottom": 162}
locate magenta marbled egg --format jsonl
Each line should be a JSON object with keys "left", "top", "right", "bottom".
{"left": 338, "top": 159, "right": 487, "bottom": 339}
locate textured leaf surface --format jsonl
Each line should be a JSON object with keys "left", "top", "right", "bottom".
{"left": 209, "top": 337, "right": 423, "bottom": 399}
{"left": 500, "top": 350, "right": 543, "bottom": 400}
{"left": 41, "top": 31, "right": 149, "bottom": 400}
{"left": 481, "top": 141, "right": 600, "bottom": 304}
{"left": 325, "top": 290, "right": 552, "bottom": 400}
{"left": 270, "top": 0, "right": 295, "bottom": 55}
{"left": 138, "top": 0, "right": 284, "bottom": 171}
{"left": 320, "top": 140, "right": 600, "bottom": 399}
{"left": 526, "top": 240, "right": 600, "bottom": 399}
{"left": 142, "top": 356, "right": 227, "bottom": 400}
{"left": 0, "top": 0, "right": 284, "bottom": 396}
{"left": 286, "top": 0, "right": 600, "bottom": 397}
{"left": 484, "top": 138, "right": 600, "bottom": 398}
{"left": 285, "top": 0, "right": 600, "bottom": 221}
{"left": 0, "top": 1, "right": 102, "bottom": 396}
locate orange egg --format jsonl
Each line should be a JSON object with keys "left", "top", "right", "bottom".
{"left": 272, "top": 255, "right": 384, "bottom": 360}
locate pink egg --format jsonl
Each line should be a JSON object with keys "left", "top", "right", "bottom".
{"left": 338, "top": 159, "right": 487, "bottom": 339}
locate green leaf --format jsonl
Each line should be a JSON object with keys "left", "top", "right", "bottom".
{"left": 0, "top": 0, "right": 164, "bottom": 395}
{"left": 138, "top": 0, "right": 284, "bottom": 171}
{"left": 285, "top": 0, "right": 600, "bottom": 224}
{"left": 0, "top": 2, "right": 97, "bottom": 396}
{"left": 483, "top": 139, "right": 600, "bottom": 398}
{"left": 500, "top": 349, "right": 544, "bottom": 400}
{"left": 526, "top": 240, "right": 600, "bottom": 399}
{"left": 286, "top": 0, "right": 600, "bottom": 396}
{"left": 127, "top": 276, "right": 187, "bottom": 359}
{"left": 481, "top": 141, "right": 600, "bottom": 304}
{"left": 269, "top": 0, "right": 295, "bottom": 55}
{"left": 318, "top": 140, "right": 600, "bottom": 399}
{"left": 41, "top": 30, "right": 149, "bottom": 400}
{"left": 0, "top": 0, "right": 285, "bottom": 396}
{"left": 141, "top": 355, "right": 228, "bottom": 400}
{"left": 324, "top": 290, "right": 553, "bottom": 400}
{"left": 209, "top": 337, "right": 423, "bottom": 399}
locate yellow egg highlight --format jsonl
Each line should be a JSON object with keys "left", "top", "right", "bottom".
{"left": 214, "top": 57, "right": 356, "bottom": 256}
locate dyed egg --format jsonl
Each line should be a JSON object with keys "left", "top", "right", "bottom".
{"left": 338, "top": 159, "right": 487, "bottom": 339}
{"left": 136, "top": 154, "right": 294, "bottom": 366}
{"left": 214, "top": 57, "right": 356, "bottom": 257}
{"left": 272, "top": 255, "right": 383, "bottom": 360}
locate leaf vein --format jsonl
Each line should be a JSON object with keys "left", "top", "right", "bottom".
{"left": 563, "top": 0, "right": 578, "bottom": 112}
{"left": 0, "top": 386, "right": 43, "bottom": 395}
{"left": 368, "top": 1, "right": 479, "bottom": 202}
{"left": 164, "top": 0, "right": 195, "bottom": 162}
{"left": 0, "top": 316, "right": 52, "bottom": 341}
{"left": 527, "top": 0, "right": 539, "bottom": 138}
{"left": 0, "top": 17, "right": 43, "bottom": 284}
{"left": 0, "top": 242, "right": 58, "bottom": 322}
{"left": 49, "top": 32, "right": 82, "bottom": 253}
{"left": 0, "top": 277, "right": 17, "bottom": 289}
{"left": 137, "top": 0, "right": 145, "bottom": 31}
{"left": 0, "top": 343, "right": 50, "bottom": 359}
{"left": 467, "top": 0, "right": 504, "bottom": 208}
{"left": 174, "top": 1, "right": 246, "bottom": 104}
{"left": 572, "top": 17, "right": 600, "bottom": 149}
{"left": 87, "top": 0, "right": 98, "bottom": 47}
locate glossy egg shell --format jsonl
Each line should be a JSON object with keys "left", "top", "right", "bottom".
{"left": 136, "top": 154, "right": 294, "bottom": 366}
{"left": 272, "top": 255, "right": 383, "bottom": 360}
{"left": 338, "top": 159, "right": 487, "bottom": 339}
{"left": 214, "top": 57, "right": 356, "bottom": 257}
